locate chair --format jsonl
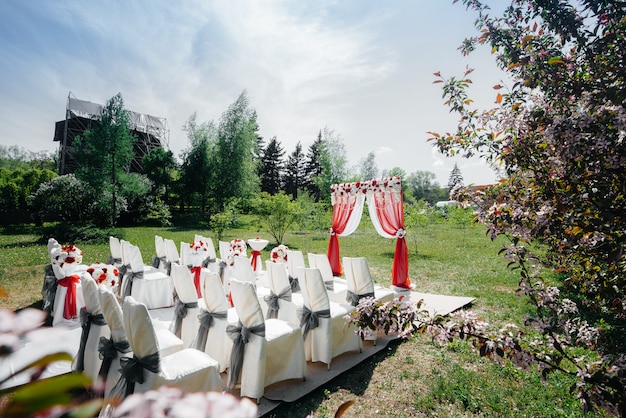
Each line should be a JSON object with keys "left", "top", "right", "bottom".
{"left": 152, "top": 235, "right": 170, "bottom": 274}
{"left": 112, "top": 296, "right": 222, "bottom": 397}
{"left": 227, "top": 278, "right": 306, "bottom": 402}
{"left": 298, "top": 267, "right": 361, "bottom": 369}
{"left": 74, "top": 275, "right": 110, "bottom": 382}
{"left": 51, "top": 262, "right": 85, "bottom": 328}
{"left": 108, "top": 236, "right": 123, "bottom": 267}
{"left": 219, "top": 240, "right": 231, "bottom": 263}
{"left": 264, "top": 260, "right": 302, "bottom": 324}
{"left": 98, "top": 287, "right": 185, "bottom": 398}
{"left": 120, "top": 243, "right": 174, "bottom": 309}
{"left": 285, "top": 249, "right": 305, "bottom": 292}
{"left": 232, "top": 255, "right": 256, "bottom": 285}
{"left": 307, "top": 253, "right": 348, "bottom": 303}
{"left": 192, "top": 269, "right": 236, "bottom": 373}
{"left": 343, "top": 257, "right": 395, "bottom": 306}
{"left": 169, "top": 263, "right": 202, "bottom": 347}
{"left": 163, "top": 238, "right": 180, "bottom": 265}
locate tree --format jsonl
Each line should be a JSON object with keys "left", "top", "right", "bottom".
{"left": 259, "top": 136, "right": 285, "bottom": 195}
{"left": 251, "top": 191, "right": 301, "bottom": 244}
{"left": 447, "top": 162, "right": 463, "bottom": 192}
{"left": 428, "top": 0, "right": 626, "bottom": 413}
{"left": 213, "top": 91, "right": 260, "bottom": 211}
{"left": 283, "top": 141, "right": 306, "bottom": 199}
{"left": 406, "top": 170, "right": 442, "bottom": 204}
{"left": 304, "top": 131, "right": 323, "bottom": 201}
{"left": 315, "top": 127, "right": 349, "bottom": 202}
{"left": 180, "top": 113, "right": 217, "bottom": 215}
{"left": 142, "top": 147, "right": 177, "bottom": 203}
{"left": 357, "top": 151, "right": 378, "bottom": 180}
{"left": 72, "top": 93, "right": 137, "bottom": 226}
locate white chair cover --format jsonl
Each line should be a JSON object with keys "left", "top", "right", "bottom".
{"left": 152, "top": 235, "right": 169, "bottom": 273}
{"left": 117, "top": 297, "right": 222, "bottom": 396}
{"left": 193, "top": 270, "right": 236, "bottom": 373}
{"left": 298, "top": 267, "right": 361, "bottom": 368}
{"left": 285, "top": 249, "right": 306, "bottom": 292}
{"left": 265, "top": 261, "right": 302, "bottom": 325}
{"left": 343, "top": 257, "right": 395, "bottom": 306}
{"left": 169, "top": 263, "right": 202, "bottom": 347}
{"left": 163, "top": 238, "right": 180, "bottom": 264}
{"left": 219, "top": 240, "right": 231, "bottom": 262}
{"left": 99, "top": 287, "right": 185, "bottom": 399}
{"left": 51, "top": 262, "right": 85, "bottom": 328}
{"left": 228, "top": 279, "right": 306, "bottom": 402}
{"left": 75, "top": 275, "right": 110, "bottom": 381}
{"left": 232, "top": 255, "right": 256, "bottom": 285}
{"left": 47, "top": 238, "right": 61, "bottom": 261}
{"left": 307, "top": 253, "right": 348, "bottom": 303}
{"left": 108, "top": 236, "right": 123, "bottom": 267}
{"left": 121, "top": 243, "right": 174, "bottom": 309}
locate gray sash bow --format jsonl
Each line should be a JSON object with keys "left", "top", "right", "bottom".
{"left": 346, "top": 290, "right": 376, "bottom": 307}
{"left": 218, "top": 261, "right": 227, "bottom": 282}
{"left": 121, "top": 270, "right": 143, "bottom": 299}
{"left": 75, "top": 307, "right": 106, "bottom": 372}
{"left": 171, "top": 299, "right": 199, "bottom": 338}
{"left": 201, "top": 256, "right": 216, "bottom": 268}
{"left": 226, "top": 321, "right": 266, "bottom": 390}
{"left": 97, "top": 336, "right": 130, "bottom": 380}
{"left": 114, "top": 351, "right": 160, "bottom": 397}
{"left": 299, "top": 306, "right": 331, "bottom": 340}
{"left": 324, "top": 279, "right": 334, "bottom": 291}
{"left": 263, "top": 285, "right": 292, "bottom": 319}
{"left": 191, "top": 309, "right": 228, "bottom": 350}
{"left": 107, "top": 256, "right": 123, "bottom": 266}
{"left": 41, "top": 264, "right": 58, "bottom": 314}
{"left": 288, "top": 275, "right": 301, "bottom": 292}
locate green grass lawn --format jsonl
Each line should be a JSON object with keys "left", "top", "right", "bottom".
{"left": 0, "top": 218, "right": 607, "bottom": 417}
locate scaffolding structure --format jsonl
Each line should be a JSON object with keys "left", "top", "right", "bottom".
{"left": 54, "top": 92, "right": 169, "bottom": 175}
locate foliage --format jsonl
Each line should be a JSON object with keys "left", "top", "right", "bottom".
{"left": 447, "top": 162, "right": 464, "bottom": 191}
{"left": 0, "top": 167, "right": 57, "bottom": 225}
{"left": 356, "top": 151, "right": 379, "bottom": 181}
{"left": 0, "top": 145, "right": 56, "bottom": 171}
{"left": 210, "top": 199, "right": 239, "bottom": 241}
{"left": 428, "top": 0, "right": 626, "bottom": 414}
{"left": 251, "top": 191, "right": 301, "bottom": 244}
{"left": 30, "top": 174, "right": 95, "bottom": 224}
{"left": 213, "top": 91, "right": 260, "bottom": 211}
{"left": 40, "top": 223, "right": 123, "bottom": 244}
{"left": 72, "top": 93, "right": 138, "bottom": 227}
{"left": 405, "top": 170, "right": 447, "bottom": 204}
{"left": 142, "top": 146, "right": 177, "bottom": 204}
{"left": 259, "top": 136, "right": 285, "bottom": 194}
{"left": 303, "top": 131, "right": 324, "bottom": 201}
{"left": 313, "top": 127, "right": 349, "bottom": 202}
{"left": 283, "top": 141, "right": 306, "bottom": 199}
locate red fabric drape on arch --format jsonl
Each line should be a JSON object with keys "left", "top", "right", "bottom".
{"left": 327, "top": 176, "right": 412, "bottom": 289}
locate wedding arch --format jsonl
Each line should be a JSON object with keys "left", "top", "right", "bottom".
{"left": 327, "top": 175, "right": 412, "bottom": 290}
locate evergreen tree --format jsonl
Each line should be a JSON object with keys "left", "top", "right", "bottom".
{"left": 447, "top": 162, "right": 463, "bottom": 192}
{"left": 213, "top": 91, "right": 260, "bottom": 211}
{"left": 259, "top": 136, "right": 285, "bottom": 195}
{"left": 304, "top": 131, "right": 323, "bottom": 201}
{"left": 283, "top": 141, "right": 305, "bottom": 199}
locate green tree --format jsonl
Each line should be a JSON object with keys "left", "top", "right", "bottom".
{"left": 213, "top": 91, "right": 260, "bottom": 211}
{"left": 447, "top": 162, "right": 463, "bottom": 192}
{"left": 72, "top": 93, "right": 137, "bottom": 226}
{"left": 357, "top": 151, "right": 378, "bottom": 181}
{"left": 304, "top": 131, "right": 323, "bottom": 201}
{"left": 429, "top": 0, "right": 626, "bottom": 413}
{"left": 252, "top": 191, "right": 301, "bottom": 244}
{"left": 142, "top": 147, "right": 177, "bottom": 203}
{"left": 406, "top": 170, "right": 443, "bottom": 204}
{"left": 180, "top": 114, "right": 217, "bottom": 215}
{"left": 314, "top": 127, "right": 349, "bottom": 202}
{"left": 283, "top": 141, "right": 306, "bottom": 199}
{"left": 259, "top": 136, "right": 285, "bottom": 195}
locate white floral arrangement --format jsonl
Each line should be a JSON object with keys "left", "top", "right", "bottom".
{"left": 227, "top": 239, "right": 247, "bottom": 266}
{"left": 270, "top": 244, "right": 289, "bottom": 263}
{"left": 187, "top": 241, "right": 209, "bottom": 266}
{"left": 86, "top": 262, "right": 119, "bottom": 287}
{"left": 330, "top": 176, "right": 403, "bottom": 205}
{"left": 51, "top": 244, "right": 83, "bottom": 266}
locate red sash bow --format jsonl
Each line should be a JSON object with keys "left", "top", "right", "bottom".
{"left": 57, "top": 275, "right": 80, "bottom": 319}
{"left": 250, "top": 250, "right": 262, "bottom": 271}
{"left": 190, "top": 266, "right": 202, "bottom": 298}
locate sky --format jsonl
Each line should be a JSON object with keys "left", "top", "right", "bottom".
{"left": 0, "top": 0, "right": 511, "bottom": 187}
